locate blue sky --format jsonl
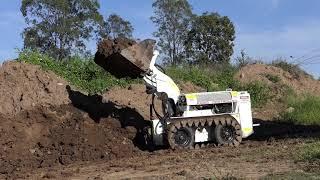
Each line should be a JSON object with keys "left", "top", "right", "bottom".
{"left": 1, "top": 0, "right": 320, "bottom": 77}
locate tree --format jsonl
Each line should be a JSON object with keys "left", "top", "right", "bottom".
{"left": 185, "top": 12, "right": 235, "bottom": 64}
{"left": 105, "top": 14, "right": 134, "bottom": 39}
{"left": 21, "top": 0, "right": 104, "bottom": 60}
{"left": 151, "top": 0, "right": 192, "bottom": 65}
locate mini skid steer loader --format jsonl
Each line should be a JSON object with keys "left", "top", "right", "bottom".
{"left": 95, "top": 39, "right": 254, "bottom": 149}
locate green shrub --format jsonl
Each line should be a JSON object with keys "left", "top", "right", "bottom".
{"left": 265, "top": 73, "right": 280, "bottom": 83}
{"left": 271, "top": 60, "right": 310, "bottom": 79}
{"left": 165, "top": 64, "right": 238, "bottom": 91}
{"left": 18, "top": 50, "right": 136, "bottom": 94}
{"left": 166, "top": 66, "right": 214, "bottom": 91}
{"left": 239, "top": 81, "right": 270, "bottom": 107}
{"left": 213, "top": 65, "right": 239, "bottom": 90}
{"left": 280, "top": 95, "right": 320, "bottom": 125}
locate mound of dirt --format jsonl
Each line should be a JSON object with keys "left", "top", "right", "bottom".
{"left": 0, "top": 61, "right": 147, "bottom": 178}
{"left": 236, "top": 64, "right": 320, "bottom": 96}
{"left": 236, "top": 64, "right": 320, "bottom": 120}
{"left": 0, "top": 104, "right": 140, "bottom": 178}
{"left": 0, "top": 59, "right": 207, "bottom": 178}
{"left": 0, "top": 61, "right": 70, "bottom": 116}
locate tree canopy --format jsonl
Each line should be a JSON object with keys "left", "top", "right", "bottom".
{"left": 105, "top": 13, "right": 134, "bottom": 39}
{"left": 21, "top": 0, "right": 104, "bottom": 59}
{"left": 185, "top": 12, "right": 235, "bottom": 64}
{"left": 151, "top": 0, "right": 192, "bottom": 65}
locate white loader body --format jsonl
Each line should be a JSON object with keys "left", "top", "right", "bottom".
{"left": 152, "top": 91, "right": 253, "bottom": 146}
{"left": 143, "top": 50, "right": 254, "bottom": 148}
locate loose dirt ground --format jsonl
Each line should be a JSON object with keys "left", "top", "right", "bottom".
{"left": 15, "top": 135, "right": 320, "bottom": 179}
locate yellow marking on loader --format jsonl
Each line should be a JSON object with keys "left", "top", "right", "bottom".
{"left": 242, "top": 127, "right": 253, "bottom": 133}
{"left": 185, "top": 93, "right": 197, "bottom": 100}
{"left": 231, "top": 91, "right": 239, "bottom": 97}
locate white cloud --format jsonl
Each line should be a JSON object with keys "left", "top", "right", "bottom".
{"left": 234, "top": 20, "right": 320, "bottom": 76}
{"left": 234, "top": 20, "right": 320, "bottom": 60}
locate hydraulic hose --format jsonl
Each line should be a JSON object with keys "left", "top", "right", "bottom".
{"left": 151, "top": 94, "right": 171, "bottom": 127}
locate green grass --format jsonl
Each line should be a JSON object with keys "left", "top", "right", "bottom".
{"left": 18, "top": 50, "right": 137, "bottom": 94}
{"left": 280, "top": 95, "right": 320, "bottom": 125}
{"left": 239, "top": 81, "right": 270, "bottom": 107}
{"left": 166, "top": 66, "right": 218, "bottom": 91}
{"left": 165, "top": 65, "right": 238, "bottom": 91}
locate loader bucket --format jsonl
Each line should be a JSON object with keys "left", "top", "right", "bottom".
{"left": 94, "top": 38, "right": 156, "bottom": 79}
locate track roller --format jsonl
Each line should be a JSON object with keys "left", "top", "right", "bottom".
{"left": 167, "top": 122, "right": 194, "bottom": 149}
{"left": 166, "top": 115, "right": 242, "bottom": 149}
{"left": 213, "top": 116, "right": 242, "bottom": 146}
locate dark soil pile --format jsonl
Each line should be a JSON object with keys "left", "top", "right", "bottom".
{"left": 0, "top": 61, "right": 146, "bottom": 178}
{"left": 96, "top": 38, "right": 136, "bottom": 58}
{"left": 94, "top": 38, "right": 139, "bottom": 78}
{"left": 0, "top": 104, "right": 140, "bottom": 178}
{"left": 0, "top": 61, "right": 70, "bottom": 116}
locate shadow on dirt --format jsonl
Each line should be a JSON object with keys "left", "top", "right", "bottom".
{"left": 66, "top": 86, "right": 151, "bottom": 150}
{"left": 250, "top": 118, "right": 320, "bottom": 141}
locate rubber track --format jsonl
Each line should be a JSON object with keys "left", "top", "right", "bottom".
{"left": 166, "top": 115, "right": 242, "bottom": 149}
